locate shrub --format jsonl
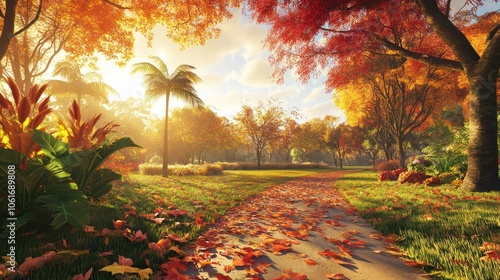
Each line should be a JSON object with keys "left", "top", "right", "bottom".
{"left": 408, "top": 156, "right": 433, "bottom": 172}
{"left": 218, "top": 162, "right": 329, "bottom": 170}
{"left": 423, "top": 177, "right": 441, "bottom": 186}
{"left": 139, "top": 163, "right": 224, "bottom": 176}
{"left": 438, "top": 172, "right": 459, "bottom": 184}
{"left": 378, "top": 171, "right": 398, "bottom": 181}
{"left": 378, "top": 168, "right": 408, "bottom": 182}
{"left": 373, "top": 160, "right": 400, "bottom": 172}
{"left": 139, "top": 163, "right": 163, "bottom": 175}
{"left": 397, "top": 171, "right": 428, "bottom": 184}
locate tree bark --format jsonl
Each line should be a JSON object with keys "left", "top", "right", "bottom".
{"left": 414, "top": 0, "right": 500, "bottom": 191}
{"left": 0, "top": 0, "right": 18, "bottom": 61}
{"left": 397, "top": 136, "right": 406, "bottom": 168}
{"left": 162, "top": 93, "right": 170, "bottom": 177}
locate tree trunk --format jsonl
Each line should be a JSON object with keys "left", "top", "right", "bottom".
{"left": 337, "top": 150, "right": 343, "bottom": 169}
{"left": 397, "top": 136, "right": 405, "bottom": 168}
{"left": 162, "top": 93, "right": 170, "bottom": 177}
{"left": 461, "top": 67, "right": 499, "bottom": 191}
{"left": 413, "top": 0, "right": 500, "bottom": 192}
{"left": 256, "top": 147, "right": 262, "bottom": 169}
{"left": 0, "top": 0, "right": 17, "bottom": 61}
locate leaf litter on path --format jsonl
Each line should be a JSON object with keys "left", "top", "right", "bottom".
{"left": 170, "top": 171, "right": 429, "bottom": 279}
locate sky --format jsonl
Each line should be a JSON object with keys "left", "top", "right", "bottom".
{"left": 95, "top": 8, "right": 344, "bottom": 124}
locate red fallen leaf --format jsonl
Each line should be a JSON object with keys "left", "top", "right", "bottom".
{"left": 18, "top": 251, "right": 59, "bottom": 275}
{"left": 404, "top": 260, "right": 427, "bottom": 267}
{"left": 243, "top": 251, "right": 254, "bottom": 263}
{"left": 62, "top": 239, "right": 67, "bottom": 248}
{"left": 480, "top": 242, "right": 500, "bottom": 251}
{"left": 304, "top": 258, "right": 317, "bottom": 265}
{"left": 224, "top": 265, "right": 234, "bottom": 273}
{"left": 480, "top": 250, "right": 500, "bottom": 261}
{"left": 71, "top": 268, "right": 93, "bottom": 280}
{"left": 254, "top": 262, "right": 270, "bottom": 273}
{"left": 160, "top": 257, "right": 188, "bottom": 272}
{"left": 113, "top": 220, "right": 126, "bottom": 229}
{"left": 123, "top": 229, "right": 147, "bottom": 243}
{"left": 98, "top": 251, "right": 113, "bottom": 257}
{"left": 324, "top": 273, "right": 346, "bottom": 279}
{"left": 118, "top": 255, "right": 133, "bottom": 266}
{"left": 215, "top": 274, "right": 232, "bottom": 280}
{"left": 338, "top": 245, "right": 352, "bottom": 256}
{"left": 168, "top": 233, "right": 189, "bottom": 243}
{"left": 318, "top": 249, "right": 343, "bottom": 259}
{"left": 272, "top": 243, "right": 290, "bottom": 254}
{"left": 83, "top": 226, "right": 95, "bottom": 233}
{"left": 273, "top": 269, "right": 307, "bottom": 280}
{"left": 164, "top": 209, "right": 190, "bottom": 217}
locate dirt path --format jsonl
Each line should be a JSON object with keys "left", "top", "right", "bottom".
{"left": 180, "top": 171, "right": 429, "bottom": 280}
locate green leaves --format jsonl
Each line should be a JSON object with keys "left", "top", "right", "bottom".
{"left": 32, "top": 129, "right": 70, "bottom": 160}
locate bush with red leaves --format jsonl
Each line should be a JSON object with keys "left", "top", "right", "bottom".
{"left": 373, "top": 160, "right": 400, "bottom": 172}
{"left": 397, "top": 171, "right": 428, "bottom": 184}
{"left": 423, "top": 177, "right": 441, "bottom": 186}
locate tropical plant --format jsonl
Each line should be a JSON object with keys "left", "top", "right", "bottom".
{"left": 46, "top": 60, "right": 117, "bottom": 106}
{"left": 0, "top": 130, "right": 89, "bottom": 231}
{"left": 0, "top": 77, "right": 52, "bottom": 168}
{"left": 57, "top": 100, "right": 119, "bottom": 150}
{"left": 131, "top": 56, "right": 203, "bottom": 177}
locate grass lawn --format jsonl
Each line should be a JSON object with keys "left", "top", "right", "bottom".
{"left": 6, "top": 169, "right": 331, "bottom": 279}
{"left": 335, "top": 169, "right": 500, "bottom": 280}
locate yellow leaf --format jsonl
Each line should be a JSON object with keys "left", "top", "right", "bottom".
{"left": 137, "top": 268, "right": 153, "bottom": 280}
{"left": 100, "top": 264, "right": 140, "bottom": 275}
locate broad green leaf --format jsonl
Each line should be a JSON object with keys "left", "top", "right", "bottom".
{"left": 31, "top": 130, "right": 69, "bottom": 160}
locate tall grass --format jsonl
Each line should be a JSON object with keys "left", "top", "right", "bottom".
{"left": 335, "top": 170, "right": 500, "bottom": 280}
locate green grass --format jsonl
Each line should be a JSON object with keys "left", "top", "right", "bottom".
{"left": 4, "top": 169, "right": 331, "bottom": 280}
{"left": 335, "top": 170, "right": 500, "bottom": 280}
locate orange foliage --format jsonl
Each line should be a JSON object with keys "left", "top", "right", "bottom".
{"left": 0, "top": 78, "right": 52, "bottom": 166}
{"left": 0, "top": 1, "right": 240, "bottom": 65}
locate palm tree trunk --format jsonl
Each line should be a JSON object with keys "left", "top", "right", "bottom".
{"left": 162, "top": 93, "right": 170, "bottom": 177}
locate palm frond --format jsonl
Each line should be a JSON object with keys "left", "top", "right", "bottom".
{"left": 46, "top": 80, "right": 77, "bottom": 95}
{"left": 52, "top": 61, "right": 82, "bottom": 82}
{"left": 148, "top": 56, "right": 169, "bottom": 76}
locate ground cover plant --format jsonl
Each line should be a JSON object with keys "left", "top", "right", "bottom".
{"left": 1, "top": 169, "right": 329, "bottom": 279}
{"left": 335, "top": 170, "right": 500, "bottom": 280}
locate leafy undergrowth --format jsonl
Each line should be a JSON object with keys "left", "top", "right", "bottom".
{"left": 335, "top": 170, "right": 500, "bottom": 280}
{"left": 1, "top": 169, "right": 330, "bottom": 279}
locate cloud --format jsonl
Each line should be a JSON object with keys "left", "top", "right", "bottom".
{"left": 303, "top": 86, "right": 323, "bottom": 103}
{"left": 240, "top": 58, "right": 274, "bottom": 87}
{"left": 301, "top": 100, "right": 346, "bottom": 123}
{"left": 199, "top": 73, "right": 223, "bottom": 89}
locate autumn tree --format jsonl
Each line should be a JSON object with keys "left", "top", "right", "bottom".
{"left": 235, "top": 99, "right": 292, "bottom": 169}
{"left": 292, "top": 117, "right": 329, "bottom": 163}
{"left": 245, "top": 0, "right": 500, "bottom": 191}
{"left": 131, "top": 57, "right": 203, "bottom": 177}
{"left": 0, "top": 0, "right": 239, "bottom": 90}
{"left": 324, "top": 124, "right": 364, "bottom": 169}
{"left": 280, "top": 118, "right": 300, "bottom": 162}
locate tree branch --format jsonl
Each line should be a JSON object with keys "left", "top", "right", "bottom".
{"left": 379, "top": 37, "right": 463, "bottom": 71}
{"left": 103, "top": 0, "right": 131, "bottom": 9}
{"left": 14, "top": 0, "right": 43, "bottom": 36}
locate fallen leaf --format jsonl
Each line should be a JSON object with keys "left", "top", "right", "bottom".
{"left": 118, "top": 255, "right": 133, "bottom": 266}
{"left": 324, "top": 273, "right": 346, "bottom": 279}
{"left": 480, "top": 250, "right": 500, "bottom": 262}
{"left": 71, "top": 268, "right": 93, "bottom": 280}
{"left": 304, "top": 258, "right": 317, "bottom": 265}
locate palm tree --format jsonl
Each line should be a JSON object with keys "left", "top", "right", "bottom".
{"left": 46, "top": 60, "right": 117, "bottom": 106}
{"left": 131, "top": 56, "right": 203, "bottom": 177}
